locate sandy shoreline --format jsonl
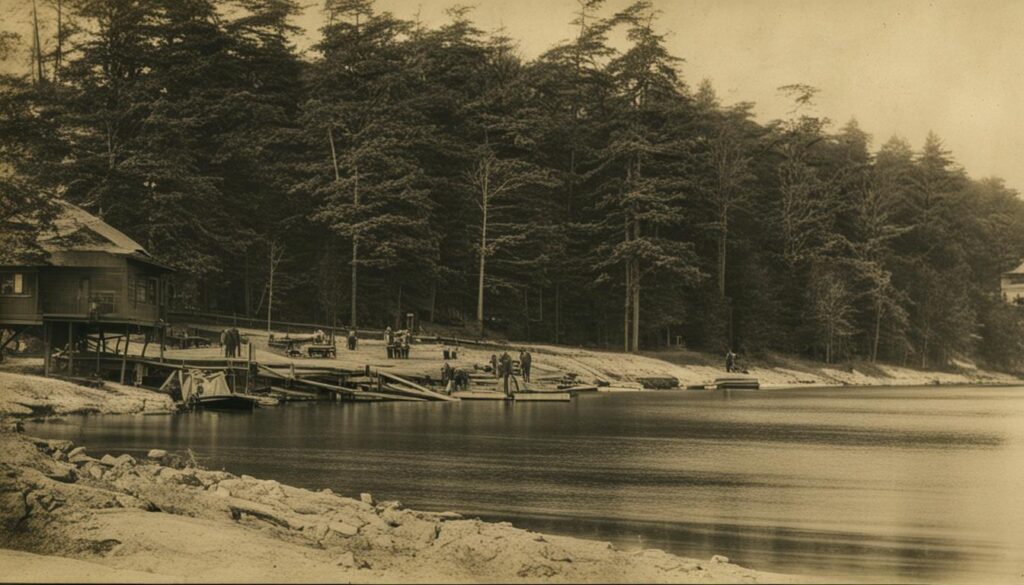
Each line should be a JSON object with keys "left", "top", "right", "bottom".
{"left": 0, "top": 348, "right": 1017, "bottom": 584}
{"left": 0, "top": 427, "right": 801, "bottom": 584}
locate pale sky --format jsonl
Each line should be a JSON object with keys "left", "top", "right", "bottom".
{"left": 3, "top": 0, "right": 1022, "bottom": 191}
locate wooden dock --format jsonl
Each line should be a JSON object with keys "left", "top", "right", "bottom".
{"left": 51, "top": 347, "right": 576, "bottom": 406}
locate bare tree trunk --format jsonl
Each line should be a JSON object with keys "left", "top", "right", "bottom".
{"left": 623, "top": 261, "right": 631, "bottom": 353}
{"left": 871, "top": 298, "right": 882, "bottom": 363}
{"left": 267, "top": 242, "right": 275, "bottom": 333}
{"left": 243, "top": 252, "right": 252, "bottom": 318}
{"left": 328, "top": 128, "right": 358, "bottom": 328}
{"left": 632, "top": 261, "right": 640, "bottom": 353}
{"left": 631, "top": 219, "right": 641, "bottom": 353}
{"left": 54, "top": 0, "right": 63, "bottom": 82}
{"left": 717, "top": 212, "right": 728, "bottom": 299}
{"left": 429, "top": 283, "right": 436, "bottom": 323}
{"left": 476, "top": 175, "right": 488, "bottom": 337}
{"left": 31, "top": 1, "right": 44, "bottom": 84}
{"left": 623, "top": 210, "right": 631, "bottom": 353}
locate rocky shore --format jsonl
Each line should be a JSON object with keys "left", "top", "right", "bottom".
{"left": 0, "top": 370, "right": 175, "bottom": 418}
{"left": 0, "top": 426, "right": 799, "bottom": 583}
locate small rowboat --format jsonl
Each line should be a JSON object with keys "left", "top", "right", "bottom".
{"left": 714, "top": 376, "right": 760, "bottom": 390}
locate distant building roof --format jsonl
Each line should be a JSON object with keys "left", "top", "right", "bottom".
{"left": 8, "top": 201, "right": 170, "bottom": 270}
{"left": 1005, "top": 261, "right": 1024, "bottom": 276}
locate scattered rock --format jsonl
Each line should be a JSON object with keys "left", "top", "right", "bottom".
{"left": 437, "top": 511, "right": 463, "bottom": 522}
{"left": 69, "top": 453, "right": 96, "bottom": 466}
{"left": 47, "top": 439, "right": 74, "bottom": 452}
{"left": 241, "top": 474, "right": 256, "bottom": 481}
{"left": 68, "top": 446, "right": 87, "bottom": 459}
{"left": 710, "top": 554, "right": 729, "bottom": 564}
{"left": 147, "top": 449, "right": 167, "bottom": 460}
{"left": 214, "top": 486, "right": 231, "bottom": 498}
{"left": 43, "top": 467, "right": 76, "bottom": 483}
{"left": 329, "top": 521, "right": 360, "bottom": 537}
{"left": 50, "top": 450, "right": 68, "bottom": 462}
{"left": 99, "top": 454, "right": 119, "bottom": 467}
{"left": 113, "top": 454, "right": 136, "bottom": 467}
{"left": 87, "top": 463, "right": 105, "bottom": 480}
{"left": 360, "top": 492, "right": 374, "bottom": 506}
{"left": 336, "top": 550, "right": 357, "bottom": 567}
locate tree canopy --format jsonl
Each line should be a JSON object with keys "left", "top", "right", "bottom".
{"left": 3, "top": 0, "right": 1024, "bottom": 371}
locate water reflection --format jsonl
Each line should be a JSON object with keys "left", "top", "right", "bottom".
{"left": 29, "top": 386, "right": 1024, "bottom": 583}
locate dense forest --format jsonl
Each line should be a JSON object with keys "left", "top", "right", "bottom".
{"left": 3, "top": 0, "right": 1024, "bottom": 370}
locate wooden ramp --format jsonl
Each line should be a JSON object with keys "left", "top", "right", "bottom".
{"left": 452, "top": 391, "right": 507, "bottom": 401}
{"left": 513, "top": 392, "right": 571, "bottom": 402}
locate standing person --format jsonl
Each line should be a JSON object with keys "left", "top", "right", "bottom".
{"left": 490, "top": 354, "right": 499, "bottom": 377}
{"left": 384, "top": 327, "right": 393, "bottom": 359}
{"left": 521, "top": 351, "right": 532, "bottom": 383}
{"left": 347, "top": 329, "right": 358, "bottom": 351}
{"left": 441, "top": 361, "right": 453, "bottom": 386}
{"left": 220, "top": 329, "right": 229, "bottom": 357}
{"left": 231, "top": 328, "right": 242, "bottom": 358}
{"left": 500, "top": 351, "right": 512, "bottom": 396}
{"left": 725, "top": 350, "right": 735, "bottom": 373}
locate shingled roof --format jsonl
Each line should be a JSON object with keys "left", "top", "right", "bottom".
{"left": 1005, "top": 261, "right": 1024, "bottom": 276}
{"left": 7, "top": 201, "right": 169, "bottom": 270}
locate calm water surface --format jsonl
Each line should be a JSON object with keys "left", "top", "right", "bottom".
{"left": 28, "top": 386, "right": 1024, "bottom": 583}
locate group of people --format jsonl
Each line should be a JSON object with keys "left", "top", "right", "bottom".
{"left": 220, "top": 328, "right": 243, "bottom": 358}
{"left": 383, "top": 326, "right": 411, "bottom": 359}
{"left": 488, "top": 350, "right": 533, "bottom": 396}
{"left": 440, "top": 361, "right": 469, "bottom": 394}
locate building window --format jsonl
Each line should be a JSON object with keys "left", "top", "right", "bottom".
{"left": 90, "top": 292, "right": 116, "bottom": 315}
{"left": 132, "top": 276, "right": 158, "bottom": 304}
{"left": 0, "top": 273, "right": 27, "bottom": 296}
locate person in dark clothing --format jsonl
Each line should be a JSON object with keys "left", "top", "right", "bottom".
{"left": 230, "top": 328, "right": 242, "bottom": 358}
{"left": 521, "top": 351, "right": 532, "bottom": 383}
{"left": 725, "top": 350, "right": 736, "bottom": 373}
{"left": 490, "top": 354, "right": 499, "bottom": 377}
{"left": 453, "top": 368, "right": 469, "bottom": 392}
{"left": 221, "top": 329, "right": 230, "bottom": 358}
{"left": 499, "top": 351, "right": 513, "bottom": 396}
{"left": 441, "top": 361, "right": 453, "bottom": 385}
{"left": 347, "top": 329, "right": 357, "bottom": 350}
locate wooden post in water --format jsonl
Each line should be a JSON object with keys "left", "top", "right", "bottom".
{"left": 119, "top": 324, "right": 130, "bottom": 384}
{"left": 159, "top": 325, "right": 164, "bottom": 363}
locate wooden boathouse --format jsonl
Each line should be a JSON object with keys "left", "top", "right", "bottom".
{"left": 0, "top": 201, "right": 173, "bottom": 378}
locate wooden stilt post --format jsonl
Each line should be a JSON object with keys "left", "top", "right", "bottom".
{"left": 96, "top": 330, "right": 104, "bottom": 375}
{"left": 246, "top": 341, "right": 254, "bottom": 393}
{"left": 120, "top": 324, "right": 130, "bottom": 384}
{"left": 43, "top": 321, "right": 51, "bottom": 377}
{"left": 159, "top": 325, "right": 165, "bottom": 363}
{"left": 67, "top": 321, "right": 74, "bottom": 375}
{"left": 141, "top": 330, "right": 149, "bottom": 357}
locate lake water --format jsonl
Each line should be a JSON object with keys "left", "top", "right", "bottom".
{"left": 27, "top": 386, "right": 1024, "bottom": 583}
